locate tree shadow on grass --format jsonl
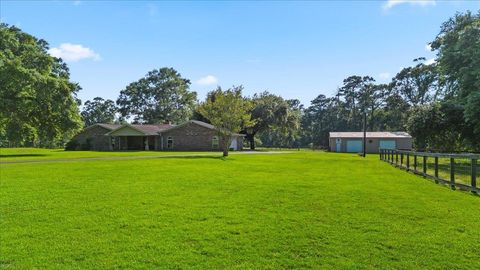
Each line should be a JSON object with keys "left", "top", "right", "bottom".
{"left": 55, "top": 150, "right": 146, "bottom": 153}
{"left": 0, "top": 154, "right": 47, "bottom": 158}
{"left": 160, "top": 155, "right": 233, "bottom": 161}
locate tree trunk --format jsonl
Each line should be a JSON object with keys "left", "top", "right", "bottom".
{"left": 246, "top": 132, "right": 256, "bottom": 150}
{"left": 221, "top": 135, "right": 230, "bottom": 157}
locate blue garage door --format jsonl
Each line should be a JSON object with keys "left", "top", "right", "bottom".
{"left": 379, "top": 140, "right": 396, "bottom": 150}
{"left": 346, "top": 140, "right": 363, "bottom": 153}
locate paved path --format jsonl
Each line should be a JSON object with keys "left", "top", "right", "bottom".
{"left": 0, "top": 151, "right": 290, "bottom": 165}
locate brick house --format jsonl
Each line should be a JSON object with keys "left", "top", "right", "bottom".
{"left": 69, "top": 120, "right": 245, "bottom": 151}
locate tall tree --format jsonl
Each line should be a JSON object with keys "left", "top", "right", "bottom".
{"left": 241, "top": 92, "right": 290, "bottom": 150}
{"left": 0, "top": 23, "right": 82, "bottom": 147}
{"left": 390, "top": 58, "right": 439, "bottom": 107}
{"left": 431, "top": 10, "right": 480, "bottom": 142}
{"left": 337, "top": 76, "right": 376, "bottom": 130}
{"left": 198, "top": 86, "right": 252, "bottom": 157}
{"left": 81, "top": 97, "right": 117, "bottom": 126}
{"left": 302, "top": 95, "right": 329, "bottom": 147}
{"left": 258, "top": 99, "right": 302, "bottom": 148}
{"left": 116, "top": 67, "right": 197, "bottom": 124}
{"left": 376, "top": 92, "right": 410, "bottom": 131}
{"left": 358, "top": 82, "right": 385, "bottom": 131}
{"left": 406, "top": 102, "right": 475, "bottom": 152}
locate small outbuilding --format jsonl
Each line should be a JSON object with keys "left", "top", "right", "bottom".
{"left": 329, "top": 132, "right": 412, "bottom": 153}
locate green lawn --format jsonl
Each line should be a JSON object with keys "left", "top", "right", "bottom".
{"left": 1, "top": 150, "right": 479, "bottom": 269}
{"left": 394, "top": 154, "right": 478, "bottom": 186}
{"left": 0, "top": 147, "right": 220, "bottom": 162}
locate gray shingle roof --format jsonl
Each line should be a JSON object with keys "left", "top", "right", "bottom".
{"left": 95, "top": 120, "right": 244, "bottom": 136}
{"left": 96, "top": 123, "right": 122, "bottom": 130}
{"left": 190, "top": 120, "right": 215, "bottom": 130}
{"left": 129, "top": 124, "right": 174, "bottom": 135}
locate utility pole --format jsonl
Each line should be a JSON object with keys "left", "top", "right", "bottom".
{"left": 362, "top": 111, "right": 367, "bottom": 157}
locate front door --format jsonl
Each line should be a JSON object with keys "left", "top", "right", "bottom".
{"left": 336, "top": 138, "right": 342, "bottom": 152}
{"left": 230, "top": 138, "right": 237, "bottom": 150}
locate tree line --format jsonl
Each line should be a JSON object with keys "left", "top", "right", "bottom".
{"left": 1, "top": 11, "right": 479, "bottom": 152}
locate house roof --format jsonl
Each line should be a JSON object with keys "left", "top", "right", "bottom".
{"left": 105, "top": 123, "right": 175, "bottom": 136}
{"left": 82, "top": 123, "right": 122, "bottom": 132}
{"left": 329, "top": 131, "right": 412, "bottom": 138}
{"left": 159, "top": 120, "right": 245, "bottom": 136}
{"left": 130, "top": 124, "right": 175, "bottom": 135}
{"left": 190, "top": 120, "right": 215, "bottom": 130}
{"left": 96, "top": 123, "right": 122, "bottom": 130}
{"left": 93, "top": 120, "right": 244, "bottom": 136}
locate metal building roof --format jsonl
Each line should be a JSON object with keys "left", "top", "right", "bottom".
{"left": 329, "top": 131, "right": 412, "bottom": 138}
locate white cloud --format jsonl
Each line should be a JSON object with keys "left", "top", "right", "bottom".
{"left": 73, "top": 1, "right": 82, "bottom": 6}
{"left": 48, "top": 43, "right": 101, "bottom": 62}
{"left": 383, "top": 0, "right": 436, "bottom": 10}
{"left": 425, "top": 43, "right": 432, "bottom": 51}
{"left": 196, "top": 75, "right": 218, "bottom": 86}
{"left": 424, "top": 58, "right": 436, "bottom": 65}
{"left": 379, "top": 72, "right": 391, "bottom": 80}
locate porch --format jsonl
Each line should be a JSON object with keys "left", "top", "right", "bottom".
{"left": 106, "top": 124, "right": 161, "bottom": 151}
{"left": 112, "top": 136, "right": 157, "bottom": 151}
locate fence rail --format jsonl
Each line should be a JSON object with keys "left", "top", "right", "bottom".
{"left": 380, "top": 149, "right": 478, "bottom": 194}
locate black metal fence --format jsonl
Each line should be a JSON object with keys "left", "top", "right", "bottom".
{"left": 380, "top": 149, "right": 478, "bottom": 194}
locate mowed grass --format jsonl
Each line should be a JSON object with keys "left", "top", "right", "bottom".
{"left": 0, "top": 151, "right": 479, "bottom": 269}
{"left": 403, "top": 154, "right": 478, "bottom": 186}
{"left": 0, "top": 148, "right": 220, "bottom": 162}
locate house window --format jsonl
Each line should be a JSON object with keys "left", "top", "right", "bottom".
{"left": 167, "top": 136, "right": 174, "bottom": 149}
{"left": 212, "top": 136, "right": 219, "bottom": 148}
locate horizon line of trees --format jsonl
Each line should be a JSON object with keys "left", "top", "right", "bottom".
{"left": 1, "top": 10, "right": 479, "bottom": 152}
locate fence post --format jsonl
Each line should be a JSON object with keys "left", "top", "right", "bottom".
{"left": 434, "top": 157, "right": 439, "bottom": 183}
{"left": 400, "top": 153, "right": 404, "bottom": 168}
{"left": 414, "top": 154, "right": 417, "bottom": 172}
{"left": 406, "top": 153, "right": 410, "bottom": 171}
{"left": 450, "top": 158, "right": 456, "bottom": 190}
{"left": 472, "top": 159, "right": 477, "bottom": 194}
{"left": 423, "top": 156, "right": 427, "bottom": 177}
{"left": 395, "top": 151, "right": 398, "bottom": 166}
{"left": 380, "top": 149, "right": 383, "bottom": 160}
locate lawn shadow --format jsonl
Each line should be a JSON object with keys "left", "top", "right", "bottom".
{"left": 56, "top": 150, "right": 146, "bottom": 153}
{"left": 160, "top": 155, "right": 232, "bottom": 161}
{"left": 0, "top": 154, "right": 47, "bottom": 158}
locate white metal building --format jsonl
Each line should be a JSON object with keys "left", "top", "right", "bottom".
{"left": 329, "top": 132, "right": 413, "bottom": 153}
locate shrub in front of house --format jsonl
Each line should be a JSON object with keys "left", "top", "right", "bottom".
{"left": 80, "top": 138, "right": 92, "bottom": 150}
{"left": 65, "top": 140, "right": 79, "bottom": 151}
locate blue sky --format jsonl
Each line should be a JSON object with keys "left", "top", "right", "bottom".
{"left": 1, "top": 0, "right": 479, "bottom": 106}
